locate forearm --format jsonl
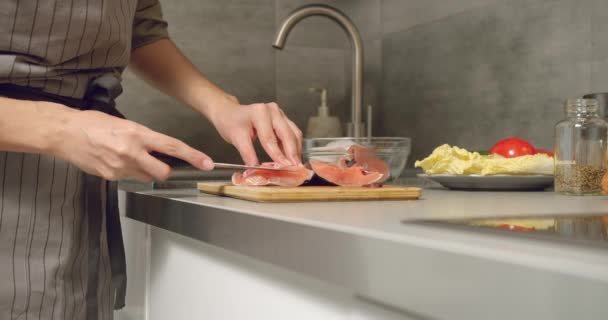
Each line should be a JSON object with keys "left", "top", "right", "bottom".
{"left": 127, "top": 38, "right": 302, "bottom": 165}
{"left": 0, "top": 97, "right": 73, "bottom": 154}
{"left": 128, "top": 38, "right": 233, "bottom": 120}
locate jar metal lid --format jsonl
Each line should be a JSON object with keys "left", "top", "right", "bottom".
{"left": 565, "top": 98, "right": 599, "bottom": 114}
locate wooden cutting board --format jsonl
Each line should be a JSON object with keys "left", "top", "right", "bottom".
{"left": 197, "top": 181, "right": 422, "bottom": 203}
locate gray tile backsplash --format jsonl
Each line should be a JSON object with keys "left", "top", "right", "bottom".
{"left": 275, "top": 46, "right": 348, "bottom": 132}
{"left": 117, "top": 0, "right": 607, "bottom": 165}
{"left": 381, "top": 0, "right": 501, "bottom": 35}
{"left": 381, "top": 0, "right": 595, "bottom": 163}
{"left": 590, "top": 0, "right": 608, "bottom": 92}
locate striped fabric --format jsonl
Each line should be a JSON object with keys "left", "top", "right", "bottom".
{"left": 0, "top": 153, "right": 113, "bottom": 320}
{"left": 0, "top": 0, "right": 169, "bottom": 99}
{"left": 1, "top": 1, "right": 170, "bottom": 319}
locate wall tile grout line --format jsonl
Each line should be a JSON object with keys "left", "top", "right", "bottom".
{"left": 381, "top": 0, "right": 503, "bottom": 38}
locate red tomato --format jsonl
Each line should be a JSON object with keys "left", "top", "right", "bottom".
{"left": 489, "top": 137, "right": 536, "bottom": 158}
{"left": 535, "top": 149, "right": 554, "bottom": 157}
{"left": 497, "top": 224, "right": 535, "bottom": 232}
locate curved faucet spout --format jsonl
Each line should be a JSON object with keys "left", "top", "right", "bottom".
{"left": 273, "top": 4, "right": 364, "bottom": 137}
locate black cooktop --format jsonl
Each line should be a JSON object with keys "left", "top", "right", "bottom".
{"left": 412, "top": 213, "right": 608, "bottom": 246}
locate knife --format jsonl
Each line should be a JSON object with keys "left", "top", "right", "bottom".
{"left": 149, "top": 152, "right": 297, "bottom": 172}
{"left": 213, "top": 163, "right": 297, "bottom": 172}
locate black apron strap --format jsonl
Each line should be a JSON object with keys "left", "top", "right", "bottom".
{"left": 85, "top": 74, "right": 128, "bottom": 312}
{"left": 0, "top": 84, "right": 88, "bottom": 108}
{"left": 85, "top": 73, "right": 124, "bottom": 118}
{"left": 85, "top": 174, "right": 103, "bottom": 319}
{"left": 105, "top": 180, "right": 127, "bottom": 309}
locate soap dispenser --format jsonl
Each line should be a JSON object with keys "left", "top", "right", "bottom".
{"left": 306, "top": 88, "right": 343, "bottom": 138}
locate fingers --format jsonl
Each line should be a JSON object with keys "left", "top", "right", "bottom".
{"left": 233, "top": 133, "right": 259, "bottom": 166}
{"left": 142, "top": 130, "right": 214, "bottom": 171}
{"left": 268, "top": 104, "right": 301, "bottom": 165}
{"left": 135, "top": 152, "right": 173, "bottom": 181}
{"left": 127, "top": 168, "right": 154, "bottom": 183}
{"left": 251, "top": 104, "right": 291, "bottom": 165}
{"left": 286, "top": 119, "right": 303, "bottom": 161}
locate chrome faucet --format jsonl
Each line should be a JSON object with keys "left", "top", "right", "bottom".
{"left": 273, "top": 4, "right": 365, "bottom": 138}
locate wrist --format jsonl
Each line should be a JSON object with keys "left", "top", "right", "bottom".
{"left": 37, "top": 101, "right": 77, "bottom": 156}
{"left": 192, "top": 89, "right": 239, "bottom": 123}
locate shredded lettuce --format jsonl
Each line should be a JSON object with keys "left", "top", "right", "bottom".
{"left": 415, "top": 144, "right": 554, "bottom": 175}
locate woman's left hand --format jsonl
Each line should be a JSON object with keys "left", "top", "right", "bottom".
{"left": 207, "top": 95, "right": 303, "bottom": 166}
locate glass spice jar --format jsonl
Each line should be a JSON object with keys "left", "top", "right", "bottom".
{"left": 554, "top": 98, "right": 608, "bottom": 195}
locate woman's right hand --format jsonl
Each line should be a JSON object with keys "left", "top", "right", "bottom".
{"left": 51, "top": 107, "right": 214, "bottom": 182}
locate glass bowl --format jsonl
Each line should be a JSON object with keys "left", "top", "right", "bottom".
{"left": 303, "top": 137, "right": 411, "bottom": 183}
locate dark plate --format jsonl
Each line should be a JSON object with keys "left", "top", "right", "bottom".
{"left": 418, "top": 174, "right": 554, "bottom": 191}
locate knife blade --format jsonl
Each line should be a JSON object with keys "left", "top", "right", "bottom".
{"left": 213, "top": 163, "right": 296, "bottom": 172}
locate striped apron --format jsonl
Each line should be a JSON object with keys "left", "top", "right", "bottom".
{"left": 1, "top": 0, "right": 170, "bottom": 318}
{"left": 0, "top": 76, "right": 127, "bottom": 320}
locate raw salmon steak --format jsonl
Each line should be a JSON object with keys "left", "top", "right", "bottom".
{"left": 310, "top": 160, "right": 383, "bottom": 187}
{"left": 348, "top": 145, "right": 390, "bottom": 182}
{"left": 232, "top": 163, "right": 314, "bottom": 187}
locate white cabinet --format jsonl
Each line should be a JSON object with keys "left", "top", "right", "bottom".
{"left": 116, "top": 218, "right": 417, "bottom": 320}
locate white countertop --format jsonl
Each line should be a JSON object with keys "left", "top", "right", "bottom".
{"left": 122, "top": 185, "right": 608, "bottom": 320}
{"left": 167, "top": 187, "right": 607, "bottom": 226}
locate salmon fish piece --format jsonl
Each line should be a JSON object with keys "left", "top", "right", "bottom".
{"left": 310, "top": 160, "right": 383, "bottom": 187}
{"left": 232, "top": 162, "right": 314, "bottom": 187}
{"left": 348, "top": 145, "right": 390, "bottom": 182}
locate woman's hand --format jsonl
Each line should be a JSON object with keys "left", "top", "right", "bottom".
{"left": 207, "top": 95, "right": 303, "bottom": 166}
{"left": 128, "top": 39, "right": 303, "bottom": 165}
{"left": 51, "top": 108, "right": 213, "bottom": 182}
